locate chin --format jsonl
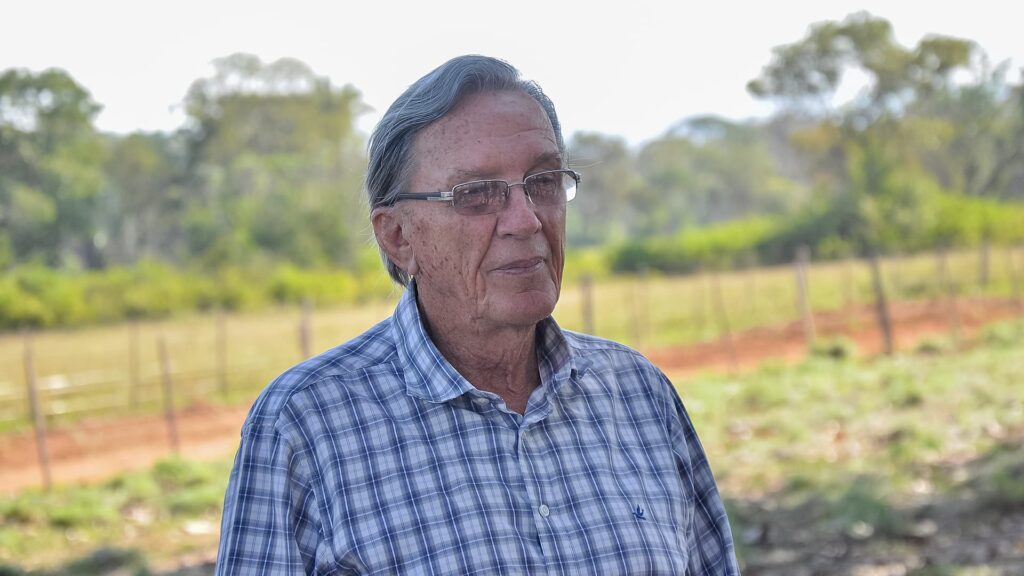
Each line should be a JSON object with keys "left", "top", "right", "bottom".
{"left": 495, "top": 288, "right": 559, "bottom": 326}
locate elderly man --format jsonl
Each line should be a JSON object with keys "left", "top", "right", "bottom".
{"left": 217, "top": 55, "right": 739, "bottom": 574}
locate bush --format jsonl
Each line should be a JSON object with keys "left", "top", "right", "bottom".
{"left": 0, "top": 261, "right": 402, "bottom": 331}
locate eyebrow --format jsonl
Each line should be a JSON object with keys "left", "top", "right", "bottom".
{"left": 448, "top": 152, "right": 564, "bottom": 185}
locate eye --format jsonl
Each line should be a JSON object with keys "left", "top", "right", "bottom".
{"left": 452, "top": 180, "right": 507, "bottom": 214}
{"left": 525, "top": 171, "right": 564, "bottom": 203}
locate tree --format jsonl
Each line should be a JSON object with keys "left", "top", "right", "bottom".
{"left": 747, "top": 11, "right": 978, "bottom": 254}
{"left": 637, "top": 116, "right": 801, "bottom": 231}
{"left": 748, "top": 12, "right": 978, "bottom": 354}
{"left": 181, "top": 53, "right": 369, "bottom": 268}
{"left": 101, "top": 132, "right": 185, "bottom": 263}
{"left": 566, "top": 132, "right": 641, "bottom": 246}
{"left": 0, "top": 68, "right": 106, "bottom": 268}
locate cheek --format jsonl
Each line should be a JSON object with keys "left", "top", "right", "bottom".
{"left": 415, "top": 219, "right": 494, "bottom": 286}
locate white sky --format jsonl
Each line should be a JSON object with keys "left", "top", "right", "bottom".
{"left": 2, "top": 0, "right": 1021, "bottom": 146}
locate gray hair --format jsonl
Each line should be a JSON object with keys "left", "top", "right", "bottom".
{"left": 367, "top": 55, "right": 565, "bottom": 286}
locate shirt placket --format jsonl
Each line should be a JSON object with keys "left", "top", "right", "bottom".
{"left": 516, "top": 389, "right": 574, "bottom": 575}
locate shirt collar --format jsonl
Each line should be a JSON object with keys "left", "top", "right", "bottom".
{"left": 391, "top": 280, "right": 577, "bottom": 405}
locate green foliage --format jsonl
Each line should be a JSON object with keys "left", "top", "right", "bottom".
{"left": 609, "top": 188, "right": 1024, "bottom": 274}
{"left": 269, "top": 265, "right": 358, "bottom": 305}
{"left": 0, "top": 68, "right": 106, "bottom": 267}
{"left": 611, "top": 216, "right": 779, "bottom": 273}
{"left": 0, "top": 262, "right": 400, "bottom": 330}
{"left": 0, "top": 458, "right": 230, "bottom": 571}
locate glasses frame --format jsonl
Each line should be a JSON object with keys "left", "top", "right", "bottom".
{"left": 388, "top": 169, "right": 581, "bottom": 215}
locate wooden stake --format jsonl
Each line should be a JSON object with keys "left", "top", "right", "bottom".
{"left": 794, "top": 245, "right": 816, "bottom": 349}
{"left": 711, "top": 272, "right": 738, "bottom": 372}
{"left": 746, "top": 266, "right": 758, "bottom": 317}
{"left": 158, "top": 337, "right": 180, "bottom": 455}
{"left": 23, "top": 332, "right": 52, "bottom": 491}
{"left": 1010, "top": 245, "right": 1023, "bottom": 313}
{"left": 129, "top": 321, "right": 140, "bottom": 407}
{"left": 299, "top": 300, "right": 313, "bottom": 359}
{"left": 843, "top": 258, "right": 856, "bottom": 331}
{"left": 868, "top": 253, "right": 895, "bottom": 356}
{"left": 937, "top": 248, "right": 963, "bottom": 350}
{"left": 979, "top": 238, "right": 990, "bottom": 288}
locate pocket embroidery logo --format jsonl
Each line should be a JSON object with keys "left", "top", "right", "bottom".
{"left": 632, "top": 505, "right": 645, "bottom": 520}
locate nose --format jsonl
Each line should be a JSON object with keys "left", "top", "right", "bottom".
{"left": 496, "top": 184, "right": 542, "bottom": 237}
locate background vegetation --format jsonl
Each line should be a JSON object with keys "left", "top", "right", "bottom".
{"left": 2, "top": 13, "right": 1022, "bottom": 330}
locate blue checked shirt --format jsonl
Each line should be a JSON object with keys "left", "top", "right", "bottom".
{"left": 217, "top": 283, "right": 739, "bottom": 575}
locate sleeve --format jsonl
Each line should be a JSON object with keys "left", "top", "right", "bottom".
{"left": 661, "top": 372, "right": 741, "bottom": 576}
{"left": 216, "top": 415, "right": 325, "bottom": 575}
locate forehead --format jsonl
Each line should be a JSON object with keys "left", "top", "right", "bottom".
{"left": 410, "top": 91, "right": 559, "bottom": 184}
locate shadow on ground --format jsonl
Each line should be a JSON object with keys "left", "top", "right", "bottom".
{"left": 0, "top": 547, "right": 213, "bottom": 575}
{"left": 732, "top": 438, "right": 1024, "bottom": 575}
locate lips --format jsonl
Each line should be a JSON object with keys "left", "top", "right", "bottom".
{"left": 494, "top": 257, "right": 545, "bottom": 273}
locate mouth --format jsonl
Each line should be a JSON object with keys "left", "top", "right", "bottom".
{"left": 494, "top": 257, "right": 545, "bottom": 274}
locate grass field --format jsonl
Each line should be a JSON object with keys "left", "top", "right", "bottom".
{"left": 1, "top": 318, "right": 1021, "bottom": 574}
{"left": 1, "top": 246, "right": 1021, "bottom": 432}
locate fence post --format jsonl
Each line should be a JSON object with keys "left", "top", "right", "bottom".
{"left": 937, "top": 248, "right": 963, "bottom": 350}
{"left": 868, "top": 253, "right": 895, "bottom": 356}
{"left": 129, "top": 321, "right": 141, "bottom": 408}
{"left": 1010, "top": 245, "right": 1023, "bottom": 313}
{"left": 299, "top": 299, "right": 313, "bottom": 359}
{"left": 979, "top": 238, "right": 990, "bottom": 288}
{"left": 158, "top": 336, "right": 180, "bottom": 455}
{"left": 23, "top": 331, "right": 52, "bottom": 491}
{"left": 711, "top": 272, "right": 738, "bottom": 372}
{"left": 580, "top": 274, "right": 595, "bottom": 335}
{"left": 794, "top": 245, "right": 816, "bottom": 349}
{"left": 843, "top": 258, "right": 856, "bottom": 331}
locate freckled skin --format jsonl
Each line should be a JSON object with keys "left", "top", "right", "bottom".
{"left": 372, "top": 91, "right": 566, "bottom": 413}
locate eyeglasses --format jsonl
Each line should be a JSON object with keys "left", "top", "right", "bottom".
{"left": 388, "top": 169, "right": 581, "bottom": 216}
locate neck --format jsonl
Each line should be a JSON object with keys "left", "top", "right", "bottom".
{"left": 416, "top": 297, "right": 540, "bottom": 415}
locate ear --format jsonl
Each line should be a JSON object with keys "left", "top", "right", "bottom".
{"left": 371, "top": 206, "right": 418, "bottom": 277}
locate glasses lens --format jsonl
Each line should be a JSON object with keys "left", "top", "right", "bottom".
{"left": 525, "top": 170, "right": 577, "bottom": 206}
{"left": 452, "top": 180, "right": 508, "bottom": 215}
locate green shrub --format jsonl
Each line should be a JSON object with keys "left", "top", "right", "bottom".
{"left": 45, "top": 489, "right": 118, "bottom": 529}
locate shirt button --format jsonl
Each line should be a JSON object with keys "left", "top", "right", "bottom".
{"left": 538, "top": 504, "right": 550, "bottom": 517}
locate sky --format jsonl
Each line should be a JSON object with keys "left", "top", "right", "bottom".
{"left": 2, "top": 0, "right": 1022, "bottom": 146}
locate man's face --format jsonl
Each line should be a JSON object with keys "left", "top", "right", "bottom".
{"left": 396, "top": 90, "right": 566, "bottom": 331}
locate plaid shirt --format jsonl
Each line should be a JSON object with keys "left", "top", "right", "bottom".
{"left": 217, "top": 283, "right": 739, "bottom": 575}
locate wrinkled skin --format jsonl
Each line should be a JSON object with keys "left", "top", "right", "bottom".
{"left": 372, "top": 90, "right": 566, "bottom": 412}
